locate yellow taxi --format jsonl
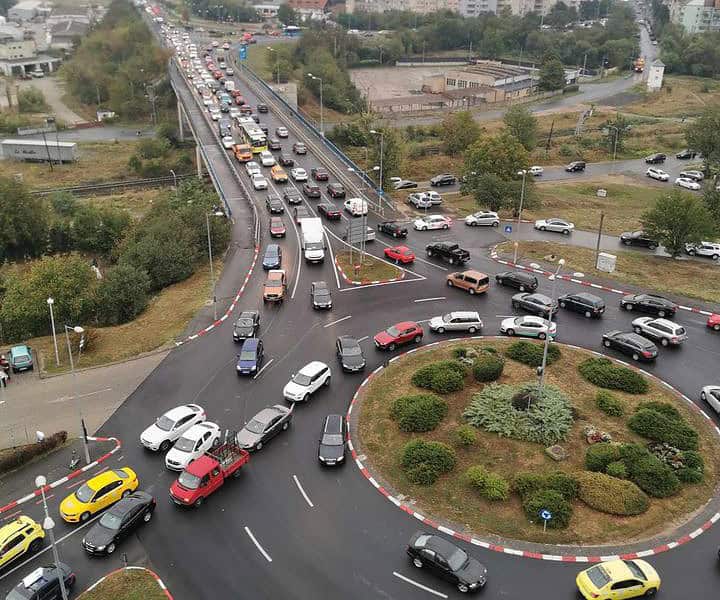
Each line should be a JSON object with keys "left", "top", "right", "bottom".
{"left": 0, "top": 516, "right": 44, "bottom": 569}
{"left": 233, "top": 143, "right": 252, "bottom": 163}
{"left": 576, "top": 559, "right": 660, "bottom": 599}
{"left": 271, "top": 165, "right": 288, "bottom": 183}
{"left": 60, "top": 468, "right": 138, "bottom": 523}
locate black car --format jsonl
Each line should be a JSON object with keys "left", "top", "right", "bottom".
{"left": 220, "top": 102, "right": 230, "bottom": 113}
{"left": 259, "top": 125, "right": 269, "bottom": 135}
{"left": 311, "top": 281, "right": 332, "bottom": 310}
{"left": 326, "top": 183, "right": 346, "bottom": 198}
{"left": 266, "top": 195, "right": 284, "bottom": 214}
{"left": 377, "top": 221, "right": 408, "bottom": 238}
{"left": 602, "top": 331, "right": 658, "bottom": 362}
{"left": 676, "top": 149, "right": 698, "bottom": 159}
{"left": 81, "top": 491, "right": 155, "bottom": 556}
{"left": 565, "top": 161, "right": 586, "bottom": 172}
{"left": 406, "top": 531, "right": 487, "bottom": 593}
{"left": 268, "top": 138, "right": 281, "bottom": 151}
{"left": 495, "top": 271, "right": 538, "bottom": 292}
{"left": 318, "top": 414, "right": 347, "bottom": 466}
{"left": 620, "top": 231, "right": 658, "bottom": 249}
{"left": 318, "top": 202, "right": 341, "bottom": 220}
{"left": 294, "top": 205, "right": 312, "bottom": 223}
{"left": 620, "top": 293, "right": 677, "bottom": 317}
{"left": 278, "top": 153, "right": 295, "bottom": 167}
{"left": 394, "top": 180, "right": 418, "bottom": 190}
{"left": 311, "top": 167, "right": 329, "bottom": 181}
{"left": 293, "top": 142, "right": 307, "bottom": 155}
{"left": 233, "top": 310, "right": 260, "bottom": 342}
{"left": 251, "top": 114, "right": 260, "bottom": 124}
{"left": 336, "top": 336, "right": 366, "bottom": 373}
{"left": 283, "top": 189, "right": 302, "bottom": 205}
{"left": 6, "top": 563, "right": 75, "bottom": 600}
{"left": 644, "top": 153, "right": 666, "bottom": 164}
{"left": 558, "top": 292, "right": 605, "bottom": 318}
{"left": 302, "top": 182, "right": 321, "bottom": 198}
{"left": 262, "top": 244, "right": 282, "bottom": 270}
{"left": 430, "top": 173, "right": 457, "bottom": 187}
{"left": 512, "top": 292, "right": 558, "bottom": 317}
{"left": 257, "top": 103, "right": 269, "bottom": 113}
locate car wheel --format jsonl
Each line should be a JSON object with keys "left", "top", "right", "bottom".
{"left": 661, "top": 338, "right": 669, "bottom": 346}
{"left": 624, "top": 304, "right": 634, "bottom": 311}
{"left": 159, "top": 440, "right": 171, "bottom": 452}
{"left": 256, "top": 441, "right": 264, "bottom": 451}
{"left": 414, "top": 335, "right": 422, "bottom": 344}
{"left": 80, "top": 512, "right": 91, "bottom": 522}
{"left": 701, "top": 391, "right": 707, "bottom": 401}
{"left": 634, "top": 326, "right": 642, "bottom": 334}
{"left": 449, "top": 257, "right": 455, "bottom": 265}
{"left": 512, "top": 301, "right": 520, "bottom": 309}
{"left": 143, "top": 510, "right": 153, "bottom": 523}
{"left": 584, "top": 311, "right": 592, "bottom": 318}
{"left": 212, "top": 437, "right": 221, "bottom": 447}
{"left": 603, "top": 339, "right": 611, "bottom": 348}
{"left": 645, "top": 589, "right": 657, "bottom": 598}
{"left": 442, "top": 224, "right": 449, "bottom": 230}
{"left": 194, "top": 496, "right": 204, "bottom": 507}
{"left": 540, "top": 226, "right": 546, "bottom": 231}
{"left": 562, "top": 229, "right": 569, "bottom": 235}
{"left": 713, "top": 255, "right": 719, "bottom": 260}
{"left": 413, "top": 558, "right": 423, "bottom": 569}
{"left": 649, "top": 244, "right": 657, "bottom": 250}
{"left": 632, "top": 352, "right": 640, "bottom": 361}
{"left": 688, "top": 249, "right": 696, "bottom": 255}
{"left": 468, "top": 326, "right": 477, "bottom": 334}
{"left": 388, "top": 343, "right": 396, "bottom": 351}
{"left": 29, "top": 538, "right": 42, "bottom": 553}
{"left": 658, "top": 310, "right": 666, "bottom": 317}
{"left": 436, "top": 327, "right": 445, "bottom": 334}
{"left": 422, "top": 226, "right": 428, "bottom": 231}
{"left": 506, "top": 329, "right": 515, "bottom": 336}
{"left": 714, "top": 324, "right": 720, "bottom": 331}
{"left": 324, "top": 376, "right": 331, "bottom": 386}
{"left": 623, "top": 239, "right": 632, "bottom": 246}
{"left": 426, "top": 250, "right": 433, "bottom": 257}
{"left": 457, "top": 583, "right": 470, "bottom": 593}
{"left": 282, "top": 421, "right": 289, "bottom": 430}
{"left": 469, "top": 288, "right": 475, "bottom": 295}
{"left": 539, "top": 333, "right": 546, "bottom": 340}
{"left": 105, "top": 542, "right": 116, "bottom": 555}
{"left": 492, "top": 221, "right": 499, "bottom": 227}
{"left": 559, "top": 301, "right": 566, "bottom": 308}
{"left": 519, "top": 285, "right": 526, "bottom": 292}
{"left": 121, "top": 490, "right": 131, "bottom": 499}
{"left": 497, "top": 278, "right": 504, "bottom": 286}
{"left": 447, "top": 280, "right": 453, "bottom": 287}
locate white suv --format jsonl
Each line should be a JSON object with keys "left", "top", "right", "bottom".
{"left": 632, "top": 317, "right": 688, "bottom": 346}
{"left": 165, "top": 421, "right": 221, "bottom": 471}
{"left": 429, "top": 311, "right": 483, "bottom": 334}
{"left": 686, "top": 241, "right": 720, "bottom": 260}
{"left": 283, "top": 361, "right": 331, "bottom": 402}
{"left": 646, "top": 167, "right": 669, "bottom": 181}
{"left": 140, "top": 404, "right": 206, "bottom": 452}
{"left": 259, "top": 150, "right": 276, "bottom": 167}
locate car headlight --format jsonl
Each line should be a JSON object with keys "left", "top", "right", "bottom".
{"left": 336, "top": 454, "right": 344, "bottom": 462}
{"left": 251, "top": 366, "right": 257, "bottom": 371}
{"left": 95, "top": 545, "right": 106, "bottom": 551}
{"left": 318, "top": 455, "right": 326, "bottom": 462}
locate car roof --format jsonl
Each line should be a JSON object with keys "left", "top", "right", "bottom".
{"left": 10, "top": 345, "right": 30, "bottom": 354}
{"left": 519, "top": 315, "right": 546, "bottom": 324}
{"left": 313, "top": 281, "right": 329, "bottom": 290}
{"left": 569, "top": 292, "right": 604, "bottom": 303}
{"left": 647, "top": 318, "right": 681, "bottom": 328}
{"left": 86, "top": 469, "right": 125, "bottom": 490}
{"left": 299, "top": 361, "right": 328, "bottom": 375}
{"left": 421, "top": 533, "right": 459, "bottom": 558}
{"left": 107, "top": 492, "right": 151, "bottom": 516}
{"left": 183, "top": 422, "right": 217, "bottom": 440}
{"left": 338, "top": 336, "right": 359, "bottom": 347}
{"left": 241, "top": 338, "right": 260, "bottom": 351}
{"left": 506, "top": 271, "right": 536, "bottom": 280}
{"left": 0, "top": 516, "right": 37, "bottom": 541}
{"left": 392, "top": 321, "right": 419, "bottom": 329}
{"left": 323, "top": 414, "right": 343, "bottom": 433}
{"left": 449, "top": 311, "right": 480, "bottom": 319}
{"left": 253, "top": 406, "right": 283, "bottom": 423}
{"left": 164, "top": 404, "right": 200, "bottom": 421}
{"left": 458, "top": 270, "right": 487, "bottom": 278}
{"left": 528, "top": 293, "right": 552, "bottom": 301}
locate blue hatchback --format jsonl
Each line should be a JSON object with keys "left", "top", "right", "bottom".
{"left": 236, "top": 338, "right": 264, "bottom": 376}
{"left": 262, "top": 244, "right": 282, "bottom": 270}
{"left": 8, "top": 345, "right": 33, "bottom": 373}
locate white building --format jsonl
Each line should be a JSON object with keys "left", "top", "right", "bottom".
{"left": 646, "top": 58, "right": 665, "bottom": 92}
{"left": 255, "top": 4, "right": 280, "bottom": 18}
{"left": 676, "top": 0, "right": 720, "bottom": 32}
{"left": 7, "top": 0, "right": 48, "bottom": 22}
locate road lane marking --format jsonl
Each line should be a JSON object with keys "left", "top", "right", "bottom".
{"left": 292, "top": 475, "right": 315, "bottom": 508}
{"left": 2, "top": 510, "right": 21, "bottom": 522}
{"left": 392, "top": 572, "right": 448, "bottom": 598}
{"left": 357, "top": 336, "right": 369, "bottom": 343}
{"left": 323, "top": 315, "right": 352, "bottom": 328}
{"left": 414, "top": 297, "right": 445, "bottom": 303}
{"left": 34, "top": 494, "right": 54, "bottom": 505}
{"left": 244, "top": 526, "right": 272, "bottom": 562}
{"left": 253, "top": 358, "right": 274, "bottom": 380}
{"left": 48, "top": 387, "right": 112, "bottom": 404}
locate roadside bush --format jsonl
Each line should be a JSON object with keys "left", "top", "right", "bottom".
{"left": 96, "top": 263, "right": 151, "bottom": 326}
{"left": 411, "top": 361, "right": 467, "bottom": 394}
{"left": 453, "top": 424, "right": 477, "bottom": 447}
{"left": 401, "top": 440, "right": 456, "bottom": 485}
{"left": 390, "top": 394, "right": 448, "bottom": 433}
{"left": 585, "top": 442, "right": 621, "bottom": 472}
{"left": 452, "top": 347, "right": 468, "bottom": 359}
{"left": 512, "top": 471, "right": 578, "bottom": 500}
{"left": 0, "top": 431, "right": 67, "bottom": 475}
{"left": 620, "top": 443, "right": 680, "bottom": 498}
{"left": 505, "top": 341, "right": 560, "bottom": 368}
{"left": 18, "top": 87, "right": 48, "bottom": 113}
{"left": 636, "top": 401, "right": 680, "bottom": 420}
{"left": 595, "top": 390, "right": 624, "bottom": 417}
{"left": 576, "top": 471, "right": 649, "bottom": 516}
{"left": 71, "top": 205, "right": 132, "bottom": 256}
{"left": 465, "top": 466, "right": 510, "bottom": 501}
{"left": 513, "top": 472, "right": 548, "bottom": 498}
{"left": 138, "top": 137, "right": 171, "bottom": 159}
{"left": 677, "top": 450, "right": 704, "bottom": 484}
{"left": 578, "top": 358, "right": 649, "bottom": 394}
{"left": 546, "top": 471, "right": 579, "bottom": 500}
{"left": 472, "top": 352, "right": 505, "bottom": 382}
{"left": 605, "top": 460, "right": 628, "bottom": 479}
{"left": 628, "top": 408, "right": 699, "bottom": 451}
{"left": 522, "top": 489, "right": 572, "bottom": 529}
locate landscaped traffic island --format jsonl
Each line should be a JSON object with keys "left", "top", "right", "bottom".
{"left": 78, "top": 568, "right": 167, "bottom": 600}
{"left": 335, "top": 250, "right": 403, "bottom": 283}
{"left": 356, "top": 339, "right": 720, "bottom": 545}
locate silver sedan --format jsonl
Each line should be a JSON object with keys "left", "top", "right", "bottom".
{"left": 500, "top": 316, "right": 556, "bottom": 339}
{"left": 701, "top": 386, "right": 720, "bottom": 414}
{"left": 534, "top": 218, "right": 575, "bottom": 234}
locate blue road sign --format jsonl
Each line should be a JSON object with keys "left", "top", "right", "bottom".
{"left": 239, "top": 46, "right": 247, "bottom": 61}
{"left": 504, "top": 225, "right": 512, "bottom": 233}
{"left": 539, "top": 509, "right": 552, "bottom": 521}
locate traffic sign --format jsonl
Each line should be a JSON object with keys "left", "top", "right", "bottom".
{"left": 238, "top": 45, "right": 247, "bottom": 61}
{"left": 504, "top": 225, "right": 512, "bottom": 233}
{"left": 539, "top": 509, "right": 552, "bottom": 521}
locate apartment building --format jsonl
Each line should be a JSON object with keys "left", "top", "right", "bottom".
{"left": 675, "top": 0, "right": 720, "bottom": 32}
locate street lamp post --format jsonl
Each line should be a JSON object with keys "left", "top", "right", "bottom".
{"left": 369, "top": 129, "right": 384, "bottom": 193}
{"left": 267, "top": 47, "right": 280, "bottom": 85}
{"left": 306, "top": 73, "right": 324, "bottom": 136}
{"left": 35, "top": 475, "right": 69, "bottom": 600}
{"left": 169, "top": 169, "right": 179, "bottom": 201}
{"left": 46, "top": 298, "right": 60, "bottom": 367}
{"left": 537, "top": 258, "right": 565, "bottom": 397}
{"left": 205, "top": 210, "right": 224, "bottom": 321}
{"left": 513, "top": 169, "right": 528, "bottom": 264}
{"left": 64, "top": 324, "right": 90, "bottom": 465}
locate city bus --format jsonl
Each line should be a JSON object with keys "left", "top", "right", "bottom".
{"left": 237, "top": 117, "right": 267, "bottom": 154}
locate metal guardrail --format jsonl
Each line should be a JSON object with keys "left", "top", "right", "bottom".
{"left": 30, "top": 173, "right": 195, "bottom": 197}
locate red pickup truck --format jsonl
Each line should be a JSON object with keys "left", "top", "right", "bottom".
{"left": 169, "top": 441, "right": 249, "bottom": 507}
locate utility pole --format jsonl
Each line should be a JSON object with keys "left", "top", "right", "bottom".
{"left": 595, "top": 212, "right": 605, "bottom": 267}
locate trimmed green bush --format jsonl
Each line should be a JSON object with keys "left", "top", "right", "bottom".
{"left": 411, "top": 361, "right": 467, "bottom": 394}
{"left": 605, "top": 460, "right": 628, "bottom": 479}
{"left": 512, "top": 471, "right": 578, "bottom": 500}
{"left": 390, "top": 394, "right": 448, "bottom": 433}
{"left": 585, "top": 443, "right": 621, "bottom": 472}
{"left": 628, "top": 408, "right": 699, "bottom": 451}
{"left": 512, "top": 472, "right": 547, "bottom": 498}
{"left": 401, "top": 440, "right": 457, "bottom": 485}
{"left": 452, "top": 347, "right": 468, "bottom": 359}
{"left": 595, "top": 390, "right": 624, "bottom": 417}
{"left": 546, "top": 471, "right": 579, "bottom": 501}
{"left": 578, "top": 358, "right": 649, "bottom": 394}
{"left": 522, "top": 489, "right": 572, "bottom": 529}
{"left": 677, "top": 467, "right": 704, "bottom": 483}
{"left": 465, "top": 466, "right": 510, "bottom": 501}
{"left": 505, "top": 340, "right": 561, "bottom": 367}
{"left": 453, "top": 424, "right": 477, "bottom": 446}
{"left": 472, "top": 353, "right": 505, "bottom": 382}
{"left": 637, "top": 401, "right": 680, "bottom": 420}
{"left": 677, "top": 450, "right": 704, "bottom": 484}
{"left": 620, "top": 443, "right": 681, "bottom": 498}
{"left": 576, "top": 471, "right": 649, "bottom": 516}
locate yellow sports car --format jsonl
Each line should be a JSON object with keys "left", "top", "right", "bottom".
{"left": 60, "top": 468, "right": 138, "bottom": 523}
{"left": 576, "top": 559, "right": 660, "bottom": 599}
{"left": 0, "top": 516, "right": 44, "bottom": 569}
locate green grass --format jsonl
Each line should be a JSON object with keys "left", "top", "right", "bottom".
{"left": 78, "top": 569, "right": 167, "bottom": 600}
{"left": 626, "top": 75, "right": 720, "bottom": 118}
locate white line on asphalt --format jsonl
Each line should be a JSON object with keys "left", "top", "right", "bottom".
{"left": 253, "top": 358, "right": 275, "bottom": 380}
{"left": 244, "top": 526, "right": 273, "bottom": 562}
{"left": 357, "top": 336, "right": 369, "bottom": 343}
{"left": 323, "top": 315, "right": 352, "bottom": 328}
{"left": 280, "top": 194, "right": 303, "bottom": 300}
{"left": 414, "top": 297, "right": 446, "bottom": 303}
{"left": 0, "top": 513, "right": 102, "bottom": 582}
{"left": 392, "top": 572, "right": 448, "bottom": 598}
{"left": 48, "top": 387, "right": 112, "bottom": 404}
{"left": 337, "top": 277, "right": 426, "bottom": 292}
{"left": 292, "top": 474, "right": 315, "bottom": 508}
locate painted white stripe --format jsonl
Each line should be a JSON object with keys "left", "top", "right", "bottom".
{"left": 323, "top": 315, "right": 352, "bottom": 328}
{"left": 357, "top": 335, "right": 369, "bottom": 343}
{"left": 244, "top": 526, "right": 272, "bottom": 562}
{"left": 541, "top": 554, "right": 563, "bottom": 561}
{"left": 392, "top": 572, "right": 448, "bottom": 599}
{"left": 575, "top": 556, "right": 590, "bottom": 563}
{"left": 502, "top": 548, "right": 524, "bottom": 556}
{"left": 253, "top": 358, "right": 274, "bottom": 380}
{"left": 634, "top": 550, "right": 656, "bottom": 557}
{"left": 437, "top": 525, "right": 454, "bottom": 536}
{"left": 292, "top": 475, "right": 314, "bottom": 508}
{"left": 413, "top": 297, "right": 446, "bottom": 303}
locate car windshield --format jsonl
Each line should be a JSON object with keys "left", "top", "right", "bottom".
{"left": 586, "top": 565, "right": 611, "bottom": 588}
{"left": 177, "top": 471, "right": 201, "bottom": 490}
{"left": 322, "top": 434, "right": 343, "bottom": 445}
{"left": 155, "top": 415, "right": 175, "bottom": 431}
{"left": 174, "top": 437, "right": 195, "bottom": 452}
{"left": 245, "top": 419, "right": 266, "bottom": 434}
{"left": 386, "top": 326, "right": 400, "bottom": 337}
{"left": 99, "top": 512, "right": 122, "bottom": 530}
{"left": 624, "top": 560, "right": 647, "bottom": 580}
{"left": 442, "top": 314, "right": 453, "bottom": 323}
{"left": 292, "top": 372, "right": 313, "bottom": 386}
{"left": 75, "top": 484, "right": 94, "bottom": 503}
{"left": 239, "top": 350, "right": 256, "bottom": 361}
{"left": 342, "top": 344, "right": 361, "bottom": 356}
{"left": 236, "top": 319, "right": 253, "bottom": 328}
{"left": 447, "top": 547, "right": 468, "bottom": 571}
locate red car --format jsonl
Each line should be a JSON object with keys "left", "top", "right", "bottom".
{"left": 230, "top": 90, "right": 242, "bottom": 98}
{"left": 311, "top": 167, "right": 329, "bottom": 181}
{"left": 384, "top": 245, "right": 415, "bottom": 264}
{"left": 234, "top": 96, "right": 246, "bottom": 105}
{"left": 269, "top": 216, "right": 286, "bottom": 238}
{"left": 374, "top": 321, "right": 423, "bottom": 351}
{"left": 708, "top": 313, "right": 720, "bottom": 331}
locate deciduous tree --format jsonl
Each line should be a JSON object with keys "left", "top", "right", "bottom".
{"left": 503, "top": 105, "right": 538, "bottom": 152}
{"left": 440, "top": 111, "right": 481, "bottom": 156}
{"left": 0, "top": 177, "right": 48, "bottom": 261}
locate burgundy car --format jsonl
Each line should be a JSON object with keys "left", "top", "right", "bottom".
{"left": 318, "top": 203, "right": 341, "bottom": 220}
{"left": 327, "top": 183, "right": 346, "bottom": 199}
{"left": 269, "top": 217, "right": 286, "bottom": 238}
{"left": 303, "top": 183, "right": 321, "bottom": 198}
{"left": 374, "top": 321, "right": 423, "bottom": 351}
{"left": 311, "top": 167, "right": 329, "bottom": 181}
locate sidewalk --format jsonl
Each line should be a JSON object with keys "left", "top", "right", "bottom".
{"left": 0, "top": 352, "right": 168, "bottom": 450}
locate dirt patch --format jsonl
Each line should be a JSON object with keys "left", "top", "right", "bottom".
{"left": 625, "top": 76, "right": 720, "bottom": 118}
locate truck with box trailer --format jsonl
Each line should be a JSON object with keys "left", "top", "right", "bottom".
{"left": 300, "top": 217, "right": 326, "bottom": 263}
{"left": 0, "top": 139, "right": 77, "bottom": 163}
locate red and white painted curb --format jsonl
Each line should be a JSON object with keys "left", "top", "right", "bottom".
{"left": 334, "top": 256, "right": 405, "bottom": 286}
{"left": 81, "top": 566, "right": 172, "bottom": 599}
{"left": 490, "top": 246, "right": 717, "bottom": 318}
{"left": 175, "top": 246, "right": 260, "bottom": 346}
{"left": 0, "top": 436, "right": 122, "bottom": 516}
{"left": 346, "top": 337, "right": 720, "bottom": 562}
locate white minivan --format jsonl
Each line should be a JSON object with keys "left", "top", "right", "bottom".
{"left": 343, "top": 197, "right": 368, "bottom": 217}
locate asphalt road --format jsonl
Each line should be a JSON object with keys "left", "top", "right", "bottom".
{"left": 3, "top": 11, "right": 720, "bottom": 600}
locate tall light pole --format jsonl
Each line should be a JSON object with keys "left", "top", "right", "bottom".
{"left": 35, "top": 475, "right": 69, "bottom": 600}
{"left": 369, "top": 129, "right": 384, "bottom": 193}
{"left": 206, "top": 210, "right": 224, "bottom": 321}
{"left": 537, "top": 258, "right": 565, "bottom": 397}
{"left": 169, "top": 169, "right": 179, "bottom": 201}
{"left": 306, "top": 73, "right": 324, "bottom": 136}
{"left": 64, "top": 324, "right": 90, "bottom": 465}
{"left": 47, "top": 297, "right": 59, "bottom": 367}
{"left": 513, "top": 169, "right": 528, "bottom": 264}
{"left": 267, "top": 47, "right": 280, "bottom": 85}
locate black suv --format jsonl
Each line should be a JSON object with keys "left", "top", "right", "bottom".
{"left": 565, "top": 161, "right": 586, "bottom": 172}
{"left": 318, "top": 414, "right": 347, "bottom": 466}
{"left": 327, "top": 183, "right": 346, "bottom": 198}
{"left": 6, "top": 563, "right": 76, "bottom": 600}
{"left": 335, "top": 336, "right": 365, "bottom": 372}
{"left": 602, "top": 331, "right": 658, "bottom": 362}
{"left": 233, "top": 310, "right": 260, "bottom": 342}
{"left": 266, "top": 195, "right": 284, "bottom": 214}
{"left": 644, "top": 153, "right": 666, "bottom": 164}
{"left": 620, "top": 231, "right": 658, "bottom": 249}
{"left": 377, "top": 221, "right": 408, "bottom": 238}
{"left": 430, "top": 173, "right": 457, "bottom": 187}
{"left": 257, "top": 103, "right": 269, "bottom": 113}
{"left": 558, "top": 292, "right": 605, "bottom": 318}
{"left": 620, "top": 293, "right": 677, "bottom": 317}
{"left": 495, "top": 271, "right": 538, "bottom": 292}
{"left": 262, "top": 244, "right": 282, "bottom": 270}
{"left": 278, "top": 153, "right": 294, "bottom": 167}
{"left": 283, "top": 189, "right": 302, "bottom": 205}
{"left": 676, "top": 149, "right": 698, "bottom": 159}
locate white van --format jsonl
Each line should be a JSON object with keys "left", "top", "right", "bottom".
{"left": 224, "top": 80, "right": 235, "bottom": 92}
{"left": 343, "top": 198, "right": 368, "bottom": 217}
